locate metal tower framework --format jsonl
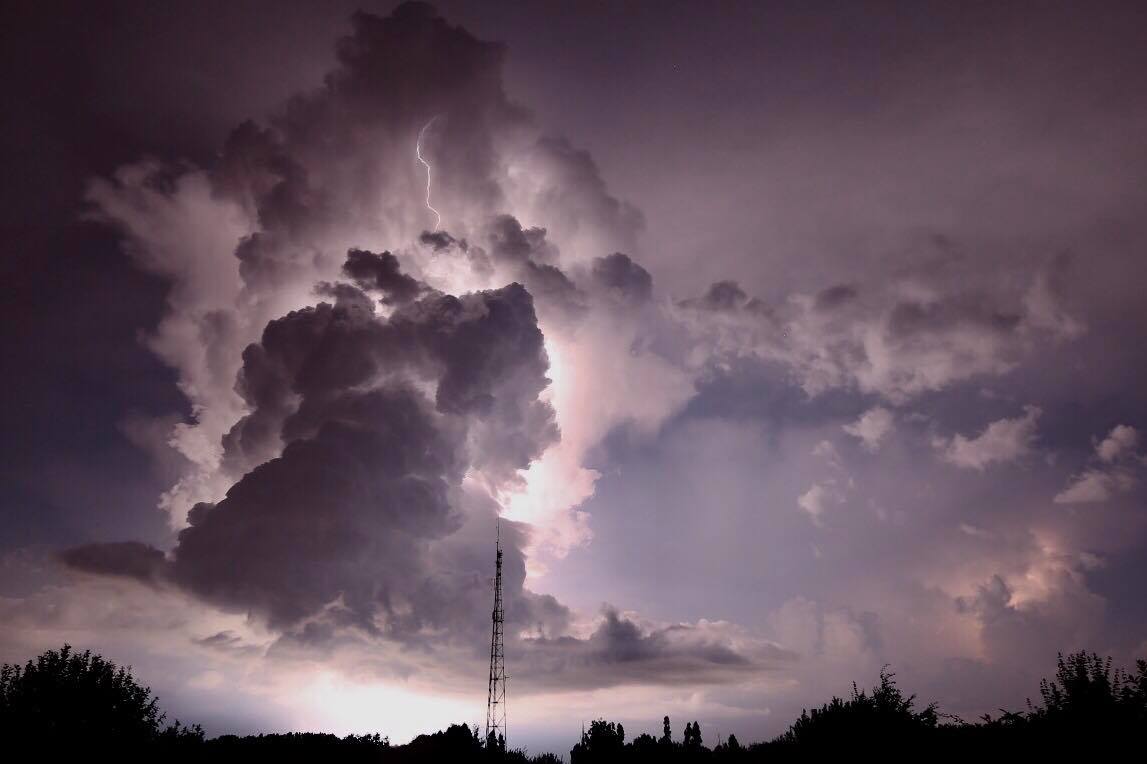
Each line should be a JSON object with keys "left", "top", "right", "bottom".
{"left": 485, "top": 522, "right": 507, "bottom": 746}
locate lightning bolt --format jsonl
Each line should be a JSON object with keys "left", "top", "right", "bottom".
{"left": 416, "top": 116, "right": 442, "bottom": 231}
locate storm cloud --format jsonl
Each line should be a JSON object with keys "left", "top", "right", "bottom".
{"left": 60, "top": 2, "right": 752, "bottom": 688}
{"left": 5, "top": 0, "right": 1147, "bottom": 750}
{"left": 68, "top": 274, "right": 558, "bottom": 631}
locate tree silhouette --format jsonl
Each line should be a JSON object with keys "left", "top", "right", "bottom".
{"left": 571, "top": 719, "right": 627, "bottom": 763}
{"left": 0, "top": 644, "right": 202, "bottom": 747}
{"left": 1023, "top": 651, "right": 1147, "bottom": 734}
{"left": 631, "top": 732, "right": 657, "bottom": 752}
{"left": 776, "top": 666, "right": 937, "bottom": 749}
{"left": 5, "top": 644, "right": 1145, "bottom": 759}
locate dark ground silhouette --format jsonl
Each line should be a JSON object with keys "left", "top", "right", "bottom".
{"left": 2, "top": 645, "right": 1144, "bottom": 761}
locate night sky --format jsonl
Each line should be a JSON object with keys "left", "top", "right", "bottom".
{"left": 3, "top": 0, "right": 1147, "bottom": 754}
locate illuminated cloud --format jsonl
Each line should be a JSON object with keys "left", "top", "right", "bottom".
{"left": 60, "top": 4, "right": 740, "bottom": 693}
{"left": 1055, "top": 424, "right": 1144, "bottom": 504}
{"left": 935, "top": 406, "right": 1042, "bottom": 471}
{"left": 676, "top": 260, "right": 1080, "bottom": 404}
{"left": 797, "top": 483, "right": 841, "bottom": 525}
{"left": 1097, "top": 425, "right": 1140, "bottom": 464}
{"left": 843, "top": 407, "right": 895, "bottom": 452}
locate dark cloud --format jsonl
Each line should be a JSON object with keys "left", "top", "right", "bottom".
{"left": 518, "top": 607, "right": 788, "bottom": 691}
{"left": 388, "top": 284, "right": 561, "bottom": 482}
{"left": 521, "top": 261, "right": 580, "bottom": 310}
{"left": 61, "top": 541, "right": 167, "bottom": 584}
{"left": 482, "top": 215, "right": 584, "bottom": 314}
{"left": 591, "top": 252, "right": 653, "bottom": 303}
{"left": 814, "top": 284, "right": 858, "bottom": 311}
{"left": 886, "top": 296, "right": 1023, "bottom": 341}
{"left": 486, "top": 214, "right": 558, "bottom": 264}
{"left": 66, "top": 281, "right": 559, "bottom": 637}
{"left": 342, "top": 248, "right": 425, "bottom": 304}
{"left": 195, "top": 630, "right": 244, "bottom": 649}
{"left": 177, "top": 388, "right": 459, "bottom": 631}
{"left": 419, "top": 230, "right": 464, "bottom": 252}
{"left": 312, "top": 280, "right": 377, "bottom": 311}
{"left": 589, "top": 609, "right": 745, "bottom": 665}
{"left": 682, "top": 280, "right": 750, "bottom": 311}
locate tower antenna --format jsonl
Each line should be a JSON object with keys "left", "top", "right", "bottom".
{"left": 485, "top": 520, "right": 507, "bottom": 748}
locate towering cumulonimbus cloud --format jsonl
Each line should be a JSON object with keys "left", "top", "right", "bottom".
{"left": 64, "top": 0, "right": 1092, "bottom": 700}
{"left": 85, "top": 1, "right": 642, "bottom": 533}
{"left": 65, "top": 0, "right": 753, "bottom": 674}
{"left": 172, "top": 278, "right": 559, "bottom": 635}
{"left": 70, "top": 263, "right": 564, "bottom": 635}
{"left": 64, "top": 245, "right": 761, "bottom": 684}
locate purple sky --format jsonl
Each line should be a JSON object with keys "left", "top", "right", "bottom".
{"left": 3, "top": 0, "right": 1147, "bottom": 755}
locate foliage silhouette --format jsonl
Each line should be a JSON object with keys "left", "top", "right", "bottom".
{"left": 571, "top": 719, "right": 627, "bottom": 763}
{"left": 1030, "top": 650, "right": 1147, "bottom": 728}
{"left": 0, "top": 643, "right": 203, "bottom": 748}
{"left": 3, "top": 645, "right": 1145, "bottom": 760}
{"left": 682, "top": 720, "right": 702, "bottom": 748}
{"left": 773, "top": 666, "right": 938, "bottom": 748}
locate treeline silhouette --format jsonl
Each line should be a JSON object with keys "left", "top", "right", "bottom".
{"left": 3, "top": 645, "right": 1145, "bottom": 761}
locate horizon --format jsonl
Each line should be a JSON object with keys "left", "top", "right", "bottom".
{"left": 3, "top": 0, "right": 1147, "bottom": 756}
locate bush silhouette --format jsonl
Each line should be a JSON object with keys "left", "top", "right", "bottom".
{"left": 571, "top": 719, "right": 627, "bottom": 763}
{"left": 1025, "top": 651, "right": 1147, "bottom": 733}
{"left": 4, "top": 644, "right": 1145, "bottom": 759}
{"left": 774, "top": 666, "right": 937, "bottom": 748}
{"left": 0, "top": 644, "right": 202, "bottom": 747}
